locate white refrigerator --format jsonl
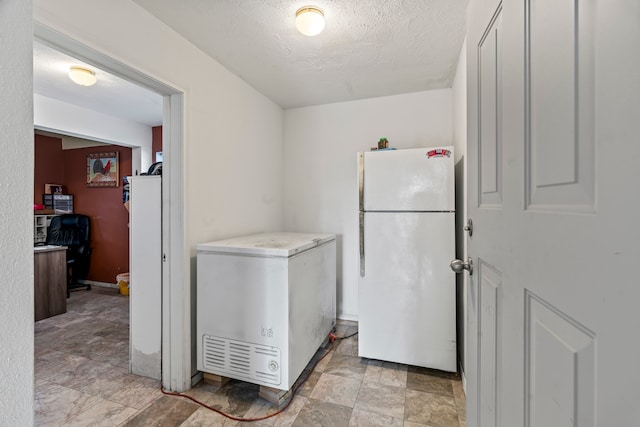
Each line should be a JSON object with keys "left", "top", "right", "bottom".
{"left": 358, "top": 147, "right": 456, "bottom": 372}
{"left": 128, "top": 175, "right": 162, "bottom": 380}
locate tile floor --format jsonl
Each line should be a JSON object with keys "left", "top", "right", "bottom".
{"left": 35, "top": 287, "right": 466, "bottom": 426}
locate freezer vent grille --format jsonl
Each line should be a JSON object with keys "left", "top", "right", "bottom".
{"left": 202, "top": 335, "right": 281, "bottom": 386}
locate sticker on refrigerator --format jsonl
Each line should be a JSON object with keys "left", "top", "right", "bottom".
{"left": 426, "top": 149, "right": 451, "bottom": 158}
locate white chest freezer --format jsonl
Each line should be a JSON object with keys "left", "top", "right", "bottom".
{"left": 196, "top": 232, "right": 336, "bottom": 391}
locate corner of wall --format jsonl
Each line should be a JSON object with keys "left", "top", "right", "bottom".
{"left": 1, "top": 0, "right": 34, "bottom": 423}
{"left": 452, "top": 37, "right": 467, "bottom": 162}
{"left": 451, "top": 36, "right": 468, "bottom": 378}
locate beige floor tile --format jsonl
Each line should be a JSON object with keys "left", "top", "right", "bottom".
{"left": 182, "top": 382, "right": 233, "bottom": 410}
{"left": 334, "top": 336, "right": 359, "bottom": 356}
{"left": 295, "top": 370, "right": 321, "bottom": 398}
{"left": 62, "top": 398, "right": 138, "bottom": 426}
{"left": 244, "top": 395, "right": 308, "bottom": 426}
{"left": 405, "top": 389, "right": 459, "bottom": 427}
{"left": 363, "top": 359, "right": 384, "bottom": 380}
{"left": 406, "top": 369, "right": 455, "bottom": 397}
{"left": 364, "top": 361, "right": 408, "bottom": 388}
{"left": 451, "top": 379, "right": 466, "bottom": 422}
{"left": 306, "top": 347, "right": 333, "bottom": 373}
{"left": 122, "top": 395, "right": 199, "bottom": 426}
{"left": 324, "top": 353, "right": 368, "bottom": 381}
{"left": 349, "top": 408, "right": 403, "bottom": 426}
{"left": 309, "top": 373, "right": 362, "bottom": 408}
{"left": 179, "top": 407, "right": 240, "bottom": 426}
{"left": 354, "top": 381, "right": 406, "bottom": 420}
{"left": 291, "top": 398, "right": 352, "bottom": 426}
{"left": 34, "top": 349, "right": 89, "bottom": 382}
{"left": 102, "top": 374, "right": 164, "bottom": 410}
{"left": 34, "top": 382, "right": 118, "bottom": 426}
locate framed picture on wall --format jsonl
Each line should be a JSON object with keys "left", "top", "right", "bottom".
{"left": 87, "top": 152, "right": 119, "bottom": 187}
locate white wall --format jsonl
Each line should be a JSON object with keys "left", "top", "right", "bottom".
{"left": 0, "top": 0, "right": 34, "bottom": 424}
{"left": 34, "top": 94, "right": 153, "bottom": 168}
{"left": 34, "top": 0, "right": 284, "bottom": 385}
{"left": 452, "top": 39, "right": 468, "bottom": 382}
{"left": 34, "top": 0, "right": 284, "bottom": 241}
{"left": 453, "top": 40, "right": 467, "bottom": 165}
{"left": 284, "top": 90, "right": 453, "bottom": 319}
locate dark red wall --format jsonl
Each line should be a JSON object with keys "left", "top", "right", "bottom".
{"left": 62, "top": 145, "right": 132, "bottom": 283}
{"left": 34, "top": 135, "right": 64, "bottom": 203}
{"left": 152, "top": 126, "right": 163, "bottom": 162}
{"left": 34, "top": 133, "right": 132, "bottom": 283}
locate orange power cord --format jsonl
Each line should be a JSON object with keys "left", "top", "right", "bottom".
{"left": 160, "top": 331, "right": 353, "bottom": 422}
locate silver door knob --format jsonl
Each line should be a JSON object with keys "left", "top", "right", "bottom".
{"left": 450, "top": 258, "right": 473, "bottom": 275}
{"left": 464, "top": 219, "right": 473, "bottom": 237}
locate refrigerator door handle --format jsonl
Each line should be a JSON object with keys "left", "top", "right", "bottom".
{"left": 359, "top": 152, "right": 366, "bottom": 277}
{"left": 358, "top": 152, "right": 364, "bottom": 211}
{"left": 359, "top": 211, "right": 365, "bottom": 277}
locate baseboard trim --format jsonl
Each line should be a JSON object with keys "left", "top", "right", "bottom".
{"left": 79, "top": 279, "right": 118, "bottom": 289}
{"left": 337, "top": 313, "right": 358, "bottom": 322}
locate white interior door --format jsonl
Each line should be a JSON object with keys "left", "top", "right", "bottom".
{"left": 465, "top": 1, "right": 504, "bottom": 425}
{"left": 465, "top": 0, "right": 640, "bottom": 426}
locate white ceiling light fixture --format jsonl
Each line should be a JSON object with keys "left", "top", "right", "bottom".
{"left": 68, "top": 66, "right": 97, "bottom": 86}
{"left": 295, "top": 6, "right": 325, "bottom": 36}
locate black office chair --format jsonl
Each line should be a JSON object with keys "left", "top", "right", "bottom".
{"left": 46, "top": 214, "right": 92, "bottom": 297}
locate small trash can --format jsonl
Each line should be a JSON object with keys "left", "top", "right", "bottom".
{"left": 116, "top": 272, "right": 130, "bottom": 296}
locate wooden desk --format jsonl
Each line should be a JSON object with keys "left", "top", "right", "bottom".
{"left": 34, "top": 245, "right": 67, "bottom": 321}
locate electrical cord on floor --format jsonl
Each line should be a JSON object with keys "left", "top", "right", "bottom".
{"left": 159, "top": 330, "right": 357, "bottom": 422}
{"left": 336, "top": 331, "right": 358, "bottom": 340}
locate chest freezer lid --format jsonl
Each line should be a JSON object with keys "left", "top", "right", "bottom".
{"left": 197, "top": 232, "right": 335, "bottom": 257}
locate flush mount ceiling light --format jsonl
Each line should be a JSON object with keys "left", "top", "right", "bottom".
{"left": 68, "top": 66, "right": 97, "bottom": 86}
{"left": 295, "top": 6, "right": 325, "bottom": 36}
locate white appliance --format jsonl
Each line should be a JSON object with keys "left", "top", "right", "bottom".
{"left": 128, "top": 175, "right": 162, "bottom": 380}
{"left": 358, "top": 147, "right": 456, "bottom": 372}
{"left": 196, "top": 232, "right": 336, "bottom": 391}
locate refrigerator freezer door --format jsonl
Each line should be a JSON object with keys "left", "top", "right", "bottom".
{"left": 358, "top": 211, "right": 457, "bottom": 371}
{"left": 363, "top": 147, "right": 454, "bottom": 212}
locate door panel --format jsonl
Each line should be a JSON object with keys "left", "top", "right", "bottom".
{"left": 528, "top": 0, "right": 578, "bottom": 187}
{"left": 525, "top": 291, "right": 595, "bottom": 427}
{"left": 478, "top": 260, "right": 502, "bottom": 427}
{"left": 467, "top": 0, "right": 640, "bottom": 426}
{"left": 478, "top": 9, "right": 503, "bottom": 207}
{"left": 525, "top": 0, "right": 595, "bottom": 211}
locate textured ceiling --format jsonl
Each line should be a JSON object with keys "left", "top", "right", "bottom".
{"left": 133, "top": 0, "right": 468, "bottom": 109}
{"left": 33, "top": 1, "right": 467, "bottom": 130}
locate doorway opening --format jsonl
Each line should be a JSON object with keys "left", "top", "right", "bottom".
{"left": 33, "top": 22, "right": 188, "bottom": 391}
